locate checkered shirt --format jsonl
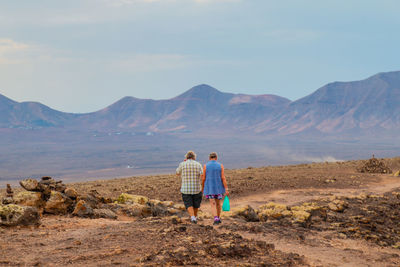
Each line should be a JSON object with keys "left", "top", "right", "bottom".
{"left": 176, "top": 159, "right": 203, "bottom": 194}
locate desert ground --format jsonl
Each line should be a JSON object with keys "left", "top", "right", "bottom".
{"left": 1, "top": 157, "right": 400, "bottom": 266}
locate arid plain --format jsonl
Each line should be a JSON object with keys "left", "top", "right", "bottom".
{"left": 1, "top": 157, "right": 400, "bottom": 266}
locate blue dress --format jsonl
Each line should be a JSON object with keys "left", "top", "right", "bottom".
{"left": 203, "top": 160, "right": 226, "bottom": 196}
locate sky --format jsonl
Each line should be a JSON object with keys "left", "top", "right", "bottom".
{"left": 0, "top": 0, "right": 399, "bottom": 113}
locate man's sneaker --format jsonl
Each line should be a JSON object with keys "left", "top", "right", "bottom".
{"left": 191, "top": 219, "right": 197, "bottom": 224}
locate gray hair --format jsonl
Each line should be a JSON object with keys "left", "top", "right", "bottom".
{"left": 185, "top": 151, "right": 196, "bottom": 160}
{"left": 209, "top": 152, "right": 218, "bottom": 159}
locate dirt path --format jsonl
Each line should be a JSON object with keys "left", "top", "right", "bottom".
{"left": 202, "top": 175, "right": 400, "bottom": 267}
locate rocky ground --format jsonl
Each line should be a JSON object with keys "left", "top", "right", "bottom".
{"left": 1, "top": 157, "right": 400, "bottom": 266}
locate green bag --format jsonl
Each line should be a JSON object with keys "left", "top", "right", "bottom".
{"left": 222, "top": 196, "right": 230, "bottom": 211}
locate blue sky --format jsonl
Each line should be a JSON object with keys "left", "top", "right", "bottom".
{"left": 0, "top": 0, "right": 399, "bottom": 113}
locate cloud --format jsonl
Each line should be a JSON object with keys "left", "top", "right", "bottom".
{"left": 108, "top": 53, "right": 238, "bottom": 72}
{"left": 103, "top": 0, "right": 240, "bottom": 7}
{"left": 0, "top": 39, "right": 31, "bottom": 64}
{"left": 0, "top": 39, "right": 29, "bottom": 55}
{"left": 0, "top": 39, "right": 237, "bottom": 74}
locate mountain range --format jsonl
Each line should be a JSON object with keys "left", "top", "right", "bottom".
{"left": 1, "top": 71, "right": 400, "bottom": 137}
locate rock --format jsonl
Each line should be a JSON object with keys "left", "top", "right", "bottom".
{"left": 39, "top": 176, "right": 56, "bottom": 185}
{"left": 258, "top": 202, "right": 291, "bottom": 221}
{"left": 0, "top": 204, "right": 40, "bottom": 226}
{"left": 149, "top": 199, "right": 161, "bottom": 205}
{"left": 121, "top": 203, "right": 152, "bottom": 217}
{"left": 14, "top": 191, "right": 45, "bottom": 212}
{"left": 93, "top": 209, "right": 118, "bottom": 219}
{"left": 160, "top": 201, "right": 174, "bottom": 207}
{"left": 55, "top": 182, "right": 67, "bottom": 193}
{"left": 170, "top": 215, "right": 182, "bottom": 224}
{"left": 173, "top": 204, "right": 186, "bottom": 211}
{"left": 150, "top": 203, "right": 170, "bottom": 217}
{"left": 232, "top": 205, "right": 259, "bottom": 222}
{"left": 78, "top": 190, "right": 102, "bottom": 209}
{"left": 328, "top": 199, "right": 347, "bottom": 212}
{"left": 357, "top": 157, "right": 392, "bottom": 174}
{"left": 117, "top": 193, "right": 149, "bottom": 205}
{"left": 64, "top": 188, "right": 78, "bottom": 199}
{"left": 1, "top": 197, "right": 14, "bottom": 205}
{"left": 19, "top": 178, "right": 41, "bottom": 191}
{"left": 355, "top": 193, "right": 368, "bottom": 200}
{"left": 167, "top": 208, "right": 181, "bottom": 216}
{"left": 72, "top": 200, "right": 94, "bottom": 217}
{"left": 6, "top": 184, "right": 13, "bottom": 198}
{"left": 39, "top": 177, "right": 57, "bottom": 192}
{"left": 290, "top": 210, "right": 311, "bottom": 223}
{"left": 44, "top": 191, "right": 74, "bottom": 214}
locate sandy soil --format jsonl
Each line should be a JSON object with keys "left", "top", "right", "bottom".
{"left": 1, "top": 157, "right": 400, "bottom": 266}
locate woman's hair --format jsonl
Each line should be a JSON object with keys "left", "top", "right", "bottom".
{"left": 185, "top": 151, "right": 196, "bottom": 160}
{"left": 209, "top": 152, "right": 218, "bottom": 159}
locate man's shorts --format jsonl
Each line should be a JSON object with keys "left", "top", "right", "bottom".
{"left": 181, "top": 192, "right": 203, "bottom": 209}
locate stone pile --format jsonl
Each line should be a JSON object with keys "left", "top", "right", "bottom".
{"left": 1, "top": 184, "right": 14, "bottom": 205}
{"left": 357, "top": 156, "right": 392, "bottom": 174}
{"left": 1, "top": 178, "right": 187, "bottom": 227}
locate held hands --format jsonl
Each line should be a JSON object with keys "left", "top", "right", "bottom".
{"left": 225, "top": 188, "right": 229, "bottom": 196}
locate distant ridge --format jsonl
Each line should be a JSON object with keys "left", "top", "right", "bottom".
{"left": 253, "top": 71, "right": 400, "bottom": 135}
{"left": 1, "top": 71, "right": 400, "bottom": 136}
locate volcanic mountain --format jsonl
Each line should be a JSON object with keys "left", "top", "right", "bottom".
{"left": 1, "top": 71, "right": 400, "bottom": 137}
{"left": 0, "top": 94, "right": 78, "bottom": 129}
{"left": 72, "top": 84, "right": 291, "bottom": 133}
{"left": 253, "top": 71, "right": 400, "bottom": 136}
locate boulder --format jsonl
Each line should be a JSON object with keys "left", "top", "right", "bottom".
{"left": 258, "top": 202, "right": 291, "bottom": 221}
{"left": 328, "top": 199, "right": 347, "bottom": 212}
{"left": 232, "top": 205, "right": 259, "bottom": 222}
{"left": 121, "top": 203, "right": 152, "bottom": 217}
{"left": 160, "top": 201, "right": 174, "bottom": 207}
{"left": 173, "top": 204, "right": 186, "bottom": 211}
{"left": 117, "top": 193, "right": 149, "bottom": 205}
{"left": 78, "top": 190, "right": 102, "bottom": 209}
{"left": 39, "top": 177, "right": 57, "bottom": 192}
{"left": 72, "top": 200, "right": 94, "bottom": 217}
{"left": 55, "top": 182, "right": 67, "bottom": 193}
{"left": 149, "top": 199, "right": 161, "bottom": 206}
{"left": 151, "top": 203, "right": 169, "bottom": 217}
{"left": 93, "top": 209, "right": 118, "bottom": 219}
{"left": 64, "top": 188, "right": 78, "bottom": 199}
{"left": 14, "top": 191, "right": 45, "bottom": 212}
{"left": 1, "top": 197, "right": 14, "bottom": 205}
{"left": 39, "top": 176, "right": 56, "bottom": 185}
{"left": 44, "top": 191, "right": 74, "bottom": 214}
{"left": 291, "top": 202, "right": 326, "bottom": 223}
{"left": 167, "top": 208, "right": 182, "bottom": 216}
{"left": 290, "top": 209, "right": 311, "bottom": 223}
{"left": 0, "top": 204, "right": 40, "bottom": 226}
{"left": 19, "top": 178, "right": 41, "bottom": 191}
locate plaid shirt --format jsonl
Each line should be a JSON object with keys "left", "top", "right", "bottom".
{"left": 176, "top": 159, "right": 203, "bottom": 194}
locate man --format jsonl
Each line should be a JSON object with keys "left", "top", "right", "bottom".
{"left": 202, "top": 152, "right": 229, "bottom": 225}
{"left": 176, "top": 150, "right": 203, "bottom": 224}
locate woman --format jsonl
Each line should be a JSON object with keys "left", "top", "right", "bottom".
{"left": 202, "top": 152, "right": 229, "bottom": 225}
